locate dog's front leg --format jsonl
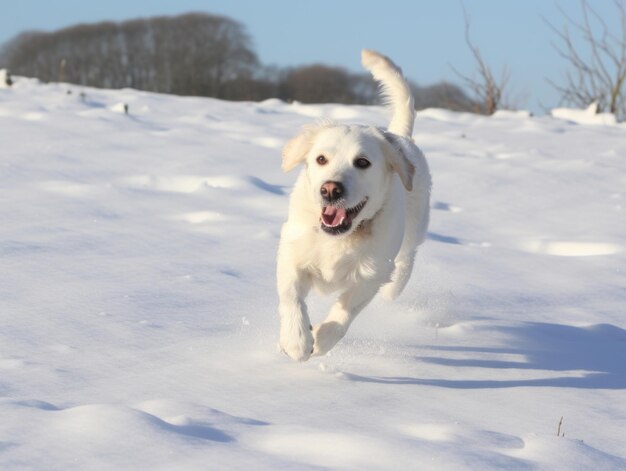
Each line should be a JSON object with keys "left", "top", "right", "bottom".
{"left": 312, "top": 279, "right": 380, "bottom": 356}
{"left": 277, "top": 260, "right": 314, "bottom": 362}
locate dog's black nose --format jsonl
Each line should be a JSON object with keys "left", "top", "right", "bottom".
{"left": 320, "top": 181, "right": 344, "bottom": 202}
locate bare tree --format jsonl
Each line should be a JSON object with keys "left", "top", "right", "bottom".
{"left": 451, "top": 7, "right": 511, "bottom": 115}
{"left": 546, "top": 0, "right": 626, "bottom": 121}
{"left": 0, "top": 13, "right": 259, "bottom": 98}
{"left": 278, "top": 64, "right": 372, "bottom": 104}
{"left": 410, "top": 80, "right": 479, "bottom": 112}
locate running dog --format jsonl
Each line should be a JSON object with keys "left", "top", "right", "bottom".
{"left": 277, "top": 50, "right": 431, "bottom": 361}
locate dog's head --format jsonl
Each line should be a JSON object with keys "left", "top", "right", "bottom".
{"left": 282, "top": 123, "right": 416, "bottom": 236}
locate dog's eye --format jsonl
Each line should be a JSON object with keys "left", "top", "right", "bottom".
{"left": 316, "top": 155, "right": 328, "bottom": 165}
{"left": 354, "top": 157, "right": 371, "bottom": 169}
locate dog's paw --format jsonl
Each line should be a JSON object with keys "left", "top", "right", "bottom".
{"left": 379, "top": 257, "right": 415, "bottom": 301}
{"left": 279, "top": 320, "right": 314, "bottom": 362}
{"left": 311, "top": 321, "right": 345, "bottom": 357}
{"left": 378, "top": 281, "right": 401, "bottom": 301}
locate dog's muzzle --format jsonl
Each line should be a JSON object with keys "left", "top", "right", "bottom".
{"left": 320, "top": 198, "right": 368, "bottom": 235}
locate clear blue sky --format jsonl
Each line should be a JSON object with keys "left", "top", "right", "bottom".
{"left": 0, "top": 0, "right": 621, "bottom": 114}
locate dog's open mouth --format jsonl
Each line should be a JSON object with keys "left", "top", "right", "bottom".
{"left": 320, "top": 198, "right": 368, "bottom": 235}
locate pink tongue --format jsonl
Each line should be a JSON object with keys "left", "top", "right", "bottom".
{"left": 322, "top": 206, "right": 347, "bottom": 227}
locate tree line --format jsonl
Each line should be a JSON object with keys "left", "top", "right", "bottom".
{"left": 2, "top": 3, "right": 624, "bottom": 120}
{"left": 0, "top": 12, "right": 481, "bottom": 111}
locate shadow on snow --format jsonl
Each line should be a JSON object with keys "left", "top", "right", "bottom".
{"left": 344, "top": 322, "right": 626, "bottom": 389}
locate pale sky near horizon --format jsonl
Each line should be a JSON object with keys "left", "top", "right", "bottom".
{"left": 1, "top": 0, "right": 622, "bottom": 114}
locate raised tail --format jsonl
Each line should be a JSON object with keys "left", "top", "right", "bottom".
{"left": 361, "top": 49, "right": 415, "bottom": 138}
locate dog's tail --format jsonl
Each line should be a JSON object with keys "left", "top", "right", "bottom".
{"left": 361, "top": 49, "right": 415, "bottom": 138}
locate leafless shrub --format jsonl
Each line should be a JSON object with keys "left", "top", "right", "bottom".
{"left": 451, "top": 7, "right": 511, "bottom": 114}
{"left": 277, "top": 64, "right": 375, "bottom": 104}
{"left": 410, "top": 81, "right": 479, "bottom": 113}
{"left": 546, "top": 0, "right": 626, "bottom": 121}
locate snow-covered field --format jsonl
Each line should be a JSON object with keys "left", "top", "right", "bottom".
{"left": 1, "top": 77, "right": 625, "bottom": 470}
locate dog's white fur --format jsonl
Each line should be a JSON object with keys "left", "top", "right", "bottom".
{"left": 277, "top": 50, "right": 431, "bottom": 361}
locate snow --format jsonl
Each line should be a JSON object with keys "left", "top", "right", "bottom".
{"left": 1, "top": 77, "right": 625, "bottom": 470}
{"left": 551, "top": 102, "right": 618, "bottom": 126}
{"left": 492, "top": 109, "right": 532, "bottom": 119}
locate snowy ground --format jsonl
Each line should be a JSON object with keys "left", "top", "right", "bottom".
{"left": 1, "top": 78, "right": 625, "bottom": 470}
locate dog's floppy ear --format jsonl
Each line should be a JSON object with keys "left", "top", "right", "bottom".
{"left": 379, "top": 131, "right": 416, "bottom": 191}
{"left": 282, "top": 125, "right": 321, "bottom": 172}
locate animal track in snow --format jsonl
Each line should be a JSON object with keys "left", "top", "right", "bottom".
{"left": 6, "top": 398, "right": 267, "bottom": 445}
{"left": 40, "top": 180, "right": 98, "bottom": 197}
{"left": 428, "top": 232, "right": 490, "bottom": 248}
{"left": 253, "top": 429, "right": 392, "bottom": 469}
{"left": 122, "top": 175, "right": 243, "bottom": 193}
{"left": 50, "top": 403, "right": 235, "bottom": 443}
{"left": 401, "top": 423, "right": 453, "bottom": 442}
{"left": 21, "top": 112, "right": 45, "bottom": 121}
{"left": 401, "top": 423, "right": 525, "bottom": 450}
{"left": 520, "top": 240, "right": 620, "bottom": 257}
{"left": 179, "top": 211, "right": 227, "bottom": 224}
{"left": 432, "top": 201, "right": 462, "bottom": 213}
{"left": 250, "top": 136, "right": 283, "bottom": 149}
{"left": 121, "top": 174, "right": 286, "bottom": 195}
{"left": 0, "top": 358, "right": 27, "bottom": 369}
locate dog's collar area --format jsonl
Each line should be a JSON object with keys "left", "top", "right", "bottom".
{"left": 320, "top": 198, "right": 368, "bottom": 235}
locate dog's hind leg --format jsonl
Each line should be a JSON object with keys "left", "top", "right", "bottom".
{"left": 311, "top": 279, "right": 380, "bottom": 356}
{"left": 379, "top": 177, "right": 430, "bottom": 301}
{"left": 379, "top": 249, "right": 418, "bottom": 301}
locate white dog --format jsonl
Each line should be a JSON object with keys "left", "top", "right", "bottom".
{"left": 277, "top": 50, "right": 431, "bottom": 361}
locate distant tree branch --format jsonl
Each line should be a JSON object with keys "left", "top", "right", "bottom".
{"left": 546, "top": 0, "right": 626, "bottom": 121}
{"left": 451, "top": 5, "right": 511, "bottom": 114}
